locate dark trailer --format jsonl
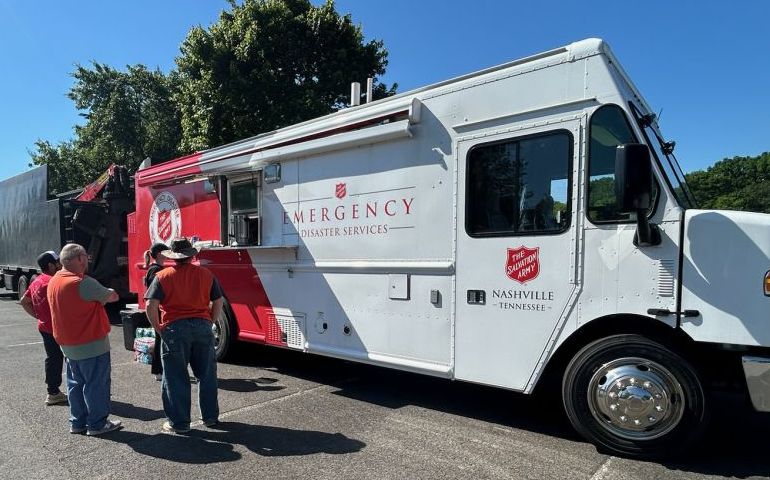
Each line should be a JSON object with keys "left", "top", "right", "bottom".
{"left": 0, "top": 165, "right": 134, "bottom": 300}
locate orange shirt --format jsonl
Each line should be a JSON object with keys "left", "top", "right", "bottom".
{"left": 47, "top": 270, "right": 110, "bottom": 346}
{"left": 149, "top": 263, "right": 220, "bottom": 329}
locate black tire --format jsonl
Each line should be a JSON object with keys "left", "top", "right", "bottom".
{"left": 16, "top": 275, "right": 29, "bottom": 301}
{"left": 213, "top": 300, "right": 237, "bottom": 362}
{"left": 562, "top": 334, "right": 708, "bottom": 459}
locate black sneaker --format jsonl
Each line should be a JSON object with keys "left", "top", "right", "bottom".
{"left": 45, "top": 392, "right": 68, "bottom": 406}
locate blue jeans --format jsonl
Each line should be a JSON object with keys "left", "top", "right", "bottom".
{"left": 160, "top": 318, "right": 219, "bottom": 429}
{"left": 66, "top": 352, "right": 111, "bottom": 430}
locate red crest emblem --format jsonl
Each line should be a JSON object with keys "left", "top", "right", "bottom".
{"left": 158, "top": 210, "right": 172, "bottom": 241}
{"left": 506, "top": 246, "right": 540, "bottom": 283}
{"left": 335, "top": 183, "right": 347, "bottom": 199}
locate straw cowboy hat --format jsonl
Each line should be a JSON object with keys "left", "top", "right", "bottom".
{"left": 161, "top": 238, "right": 199, "bottom": 260}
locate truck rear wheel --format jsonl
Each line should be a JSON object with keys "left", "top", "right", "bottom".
{"left": 15, "top": 275, "right": 29, "bottom": 300}
{"left": 562, "top": 334, "right": 708, "bottom": 459}
{"left": 213, "top": 301, "right": 236, "bottom": 362}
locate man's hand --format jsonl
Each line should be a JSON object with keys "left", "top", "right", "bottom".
{"left": 19, "top": 294, "right": 36, "bottom": 319}
{"left": 146, "top": 299, "right": 162, "bottom": 332}
{"left": 210, "top": 297, "right": 224, "bottom": 324}
{"left": 106, "top": 289, "right": 119, "bottom": 303}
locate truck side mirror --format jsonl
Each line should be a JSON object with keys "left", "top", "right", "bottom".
{"left": 615, "top": 144, "right": 661, "bottom": 247}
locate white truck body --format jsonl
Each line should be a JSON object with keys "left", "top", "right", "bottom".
{"left": 133, "top": 38, "right": 770, "bottom": 456}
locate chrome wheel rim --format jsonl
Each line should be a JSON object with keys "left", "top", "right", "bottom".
{"left": 212, "top": 317, "right": 222, "bottom": 349}
{"left": 587, "top": 357, "right": 685, "bottom": 441}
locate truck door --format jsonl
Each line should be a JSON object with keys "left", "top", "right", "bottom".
{"left": 455, "top": 121, "right": 580, "bottom": 390}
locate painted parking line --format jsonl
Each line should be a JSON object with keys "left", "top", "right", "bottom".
{"left": 588, "top": 457, "right": 615, "bottom": 480}
{"left": 0, "top": 323, "right": 31, "bottom": 328}
{"left": 1, "top": 341, "right": 44, "bottom": 348}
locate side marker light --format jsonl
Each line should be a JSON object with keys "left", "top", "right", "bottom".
{"left": 764, "top": 270, "right": 770, "bottom": 297}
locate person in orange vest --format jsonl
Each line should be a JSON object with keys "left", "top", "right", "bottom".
{"left": 145, "top": 238, "right": 223, "bottom": 433}
{"left": 19, "top": 251, "right": 67, "bottom": 406}
{"left": 48, "top": 243, "right": 122, "bottom": 436}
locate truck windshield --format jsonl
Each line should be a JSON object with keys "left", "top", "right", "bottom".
{"left": 631, "top": 104, "right": 697, "bottom": 209}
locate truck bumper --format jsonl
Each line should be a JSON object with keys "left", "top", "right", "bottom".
{"left": 742, "top": 356, "right": 770, "bottom": 412}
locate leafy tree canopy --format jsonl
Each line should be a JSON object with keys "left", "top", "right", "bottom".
{"left": 175, "top": 0, "right": 396, "bottom": 151}
{"left": 29, "top": 0, "right": 395, "bottom": 193}
{"left": 30, "top": 63, "right": 181, "bottom": 194}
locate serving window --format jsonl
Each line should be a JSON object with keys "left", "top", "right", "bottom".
{"left": 227, "top": 174, "right": 262, "bottom": 246}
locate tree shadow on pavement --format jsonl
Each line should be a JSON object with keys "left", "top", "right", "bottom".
{"left": 101, "top": 421, "right": 365, "bottom": 464}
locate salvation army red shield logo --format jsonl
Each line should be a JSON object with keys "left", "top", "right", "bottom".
{"left": 506, "top": 246, "right": 540, "bottom": 283}
{"left": 149, "top": 191, "right": 182, "bottom": 244}
{"left": 158, "top": 210, "right": 172, "bottom": 240}
{"left": 335, "top": 183, "right": 347, "bottom": 199}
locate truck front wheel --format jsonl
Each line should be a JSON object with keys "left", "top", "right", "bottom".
{"left": 562, "top": 334, "right": 708, "bottom": 459}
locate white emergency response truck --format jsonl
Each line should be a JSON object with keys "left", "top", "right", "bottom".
{"left": 129, "top": 38, "right": 770, "bottom": 458}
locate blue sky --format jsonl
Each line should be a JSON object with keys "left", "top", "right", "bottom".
{"left": 1, "top": 0, "right": 768, "bottom": 182}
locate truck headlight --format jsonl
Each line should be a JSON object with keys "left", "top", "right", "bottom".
{"left": 765, "top": 270, "right": 770, "bottom": 297}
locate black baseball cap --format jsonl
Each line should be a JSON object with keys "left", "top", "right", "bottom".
{"left": 36, "top": 251, "right": 60, "bottom": 270}
{"left": 149, "top": 242, "right": 169, "bottom": 259}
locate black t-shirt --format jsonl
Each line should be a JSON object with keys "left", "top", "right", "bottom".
{"left": 143, "top": 263, "right": 164, "bottom": 288}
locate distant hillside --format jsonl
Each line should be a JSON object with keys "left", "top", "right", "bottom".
{"left": 685, "top": 152, "right": 770, "bottom": 213}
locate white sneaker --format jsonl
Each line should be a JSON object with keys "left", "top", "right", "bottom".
{"left": 162, "top": 421, "right": 190, "bottom": 434}
{"left": 154, "top": 374, "right": 163, "bottom": 381}
{"left": 86, "top": 419, "right": 122, "bottom": 436}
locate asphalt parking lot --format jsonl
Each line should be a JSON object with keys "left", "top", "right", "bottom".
{"left": 0, "top": 297, "right": 768, "bottom": 480}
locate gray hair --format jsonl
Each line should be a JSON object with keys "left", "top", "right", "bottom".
{"left": 60, "top": 243, "right": 86, "bottom": 265}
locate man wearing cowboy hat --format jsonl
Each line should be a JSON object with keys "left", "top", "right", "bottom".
{"left": 145, "top": 237, "right": 224, "bottom": 433}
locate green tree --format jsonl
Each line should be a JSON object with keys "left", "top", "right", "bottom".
{"left": 175, "top": 0, "right": 396, "bottom": 152}
{"left": 30, "top": 63, "right": 181, "bottom": 194}
{"left": 685, "top": 152, "right": 770, "bottom": 213}
{"left": 28, "top": 139, "right": 85, "bottom": 196}
{"left": 589, "top": 176, "right": 618, "bottom": 210}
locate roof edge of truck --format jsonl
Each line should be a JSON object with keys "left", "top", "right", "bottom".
{"left": 138, "top": 38, "right": 610, "bottom": 179}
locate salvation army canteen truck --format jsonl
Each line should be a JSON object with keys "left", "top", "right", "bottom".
{"left": 124, "top": 38, "right": 770, "bottom": 458}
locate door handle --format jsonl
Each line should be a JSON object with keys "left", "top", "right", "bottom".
{"left": 647, "top": 308, "right": 700, "bottom": 318}
{"left": 467, "top": 290, "right": 486, "bottom": 305}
